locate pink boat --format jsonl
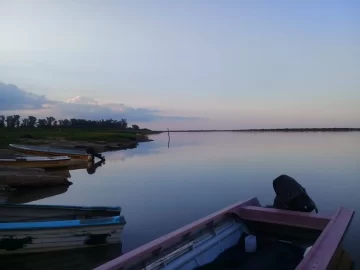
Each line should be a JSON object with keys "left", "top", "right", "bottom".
{"left": 95, "top": 175, "right": 354, "bottom": 270}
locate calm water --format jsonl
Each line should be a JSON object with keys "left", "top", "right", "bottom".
{"left": 3, "top": 132, "right": 360, "bottom": 269}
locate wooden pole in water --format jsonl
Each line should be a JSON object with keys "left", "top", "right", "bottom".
{"left": 167, "top": 128, "right": 170, "bottom": 148}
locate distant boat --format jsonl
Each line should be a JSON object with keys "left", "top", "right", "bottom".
{"left": 95, "top": 176, "right": 355, "bottom": 270}
{"left": 9, "top": 144, "right": 91, "bottom": 161}
{"left": 0, "top": 203, "right": 126, "bottom": 254}
{"left": 0, "top": 156, "right": 71, "bottom": 169}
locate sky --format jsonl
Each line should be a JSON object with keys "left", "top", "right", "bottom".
{"left": 0, "top": 0, "right": 359, "bottom": 129}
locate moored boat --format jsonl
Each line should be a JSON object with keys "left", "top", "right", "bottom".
{"left": 0, "top": 156, "right": 71, "bottom": 169}
{"left": 9, "top": 144, "right": 91, "bottom": 161}
{"left": 0, "top": 203, "right": 126, "bottom": 254}
{"left": 95, "top": 175, "right": 355, "bottom": 270}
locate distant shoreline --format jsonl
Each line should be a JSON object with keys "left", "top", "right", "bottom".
{"left": 158, "top": 128, "right": 360, "bottom": 133}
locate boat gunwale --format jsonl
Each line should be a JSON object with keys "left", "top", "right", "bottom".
{"left": 0, "top": 215, "right": 126, "bottom": 231}
{"left": 0, "top": 203, "right": 121, "bottom": 212}
{"left": 93, "top": 197, "right": 354, "bottom": 270}
{"left": 0, "top": 156, "right": 71, "bottom": 162}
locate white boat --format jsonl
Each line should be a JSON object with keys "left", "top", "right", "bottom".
{"left": 9, "top": 144, "right": 91, "bottom": 160}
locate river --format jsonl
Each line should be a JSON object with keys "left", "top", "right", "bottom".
{"left": 3, "top": 132, "right": 360, "bottom": 269}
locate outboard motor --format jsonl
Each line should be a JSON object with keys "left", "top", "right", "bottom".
{"left": 272, "top": 175, "right": 318, "bottom": 213}
{"left": 86, "top": 147, "right": 105, "bottom": 161}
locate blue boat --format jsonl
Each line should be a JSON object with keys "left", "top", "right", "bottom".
{"left": 0, "top": 203, "right": 126, "bottom": 254}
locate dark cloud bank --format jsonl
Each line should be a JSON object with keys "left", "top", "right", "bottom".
{"left": 0, "top": 82, "right": 198, "bottom": 123}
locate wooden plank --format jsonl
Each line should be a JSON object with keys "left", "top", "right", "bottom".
{"left": 93, "top": 197, "right": 261, "bottom": 270}
{"left": 237, "top": 206, "right": 331, "bottom": 230}
{"left": 295, "top": 207, "right": 354, "bottom": 270}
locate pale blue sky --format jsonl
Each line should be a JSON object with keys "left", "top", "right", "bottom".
{"left": 0, "top": 0, "right": 359, "bottom": 129}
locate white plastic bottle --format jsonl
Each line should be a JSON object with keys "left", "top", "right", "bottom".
{"left": 245, "top": 235, "right": 257, "bottom": 253}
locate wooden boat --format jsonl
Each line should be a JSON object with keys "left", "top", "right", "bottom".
{"left": 0, "top": 156, "right": 71, "bottom": 169}
{"left": 95, "top": 176, "right": 355, "bottom": 270}
{"left": 9, "top": 144, "right": 90, "bottom": 161}
{"left": 0, "top": 203, "right": 126, "bottom": 254}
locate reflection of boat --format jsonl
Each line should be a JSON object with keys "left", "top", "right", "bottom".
{"left": 9, "top": 144, "right": 90, "bottom": 160}
{"left": 87, "top": 160, "right": 105, "bottom": 175}
{"left": 96, "top": 176, "right": 354, "bottom": 270}
{"left": 0, "top": 156, "right": 71, "bottom": 169}
{"left": 0, "top": 185, "right": 69, "bottom": 204}
{"left": 44, "top": 169, "right": 71, "bottom": 178}
{"left": 67, "top": 160, "right": 92, "bottom": 171}
{"left": 0, "top": 173, "right": 71, "bottom": 189}
{"left": 0, "top": 204, "right": 126, "bottom": 254}
{"left": 0, "top": 166, "right": 72, "bottom": 188}
{"left": 0, "top": 242, "right": 123, "bottom": 270}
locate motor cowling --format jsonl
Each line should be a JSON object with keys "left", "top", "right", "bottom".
{"left": 272, "top": 175, "right": 318, "bottom": 213}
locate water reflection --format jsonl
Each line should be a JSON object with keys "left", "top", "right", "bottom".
{"left": 26, "top": 132, "right": 360, "bottom": 267}
{"left": 87, "top": 160, "right": 106, "bottom": 175}
{"left": 0, "top": 185, "right": 70, "bottom": 204}
{"left": 0, "top": 243, "right": 123, "bottom": 270}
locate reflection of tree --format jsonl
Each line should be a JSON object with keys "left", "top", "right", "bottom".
{"left": 86, "top": 160, "right": 106, "bottom": 175}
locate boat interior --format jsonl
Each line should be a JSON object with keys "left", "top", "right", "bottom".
{"left": 128, "top": 215, "right": 321, "bottom": 270}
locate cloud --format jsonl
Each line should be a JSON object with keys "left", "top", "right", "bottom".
{"left": 0, "top": 82, "right": 53, "bottom": 110}
{"left": 66, "top": 96, "right": 99, "bottom": 105}
{"left": 0, "top": 82, "right": 200, "bottom": 123}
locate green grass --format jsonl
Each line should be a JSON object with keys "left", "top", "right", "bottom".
{"left": 0, "top": 128, "right": 149, "bottom": 148}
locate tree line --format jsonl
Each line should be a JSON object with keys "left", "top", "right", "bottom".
{"left": 0, "top": 115, "right": 140, "bottom": 130}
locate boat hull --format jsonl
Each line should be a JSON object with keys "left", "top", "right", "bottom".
{"left": 0, "top": 159, "right": 70, "bottom": 169}
{"left": 0, "top": 218, "right": 125, "bottom": 254}
{"left": 0, "top": 204, "right": 125, "bottom": 254}
{"left": 9, "top": 144, "right": 90, "bottom": 161}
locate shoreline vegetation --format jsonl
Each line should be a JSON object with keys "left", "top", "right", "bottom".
{"left": 161, "top": 128, "right": 360, "bottom": 132}
{"left": 0, "top": 114, "right": 159, "bottom": 156}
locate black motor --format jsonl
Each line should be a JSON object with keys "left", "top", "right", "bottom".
{"left": 86, "top": 147, "right": 105, "bottom": 161}
{"left": 272, "top": 175, "right": 318, "bottom": 213}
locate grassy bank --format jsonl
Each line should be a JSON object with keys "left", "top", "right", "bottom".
{"left": 0, "top": 128, "right": 158, "bottom": 149}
